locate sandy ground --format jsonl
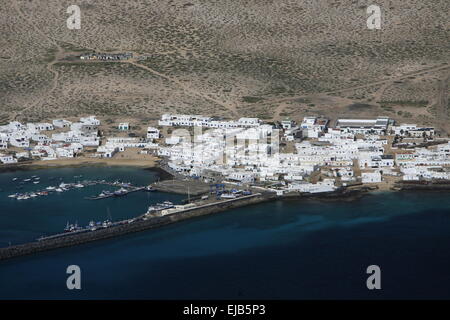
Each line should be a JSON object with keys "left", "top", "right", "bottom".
{"left": 1, "top": 155, "right": 159, "bottom": 172}
{"left": 32, "top": 156, "right": 157, "bottom": 167}
{"left": 1, "top": 1, "right": 448, "bottom": 133}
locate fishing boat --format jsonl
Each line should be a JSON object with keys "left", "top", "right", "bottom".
{"left": 87, "top": 221, "right": 96, "bottom": 231}
{"left": 99, "top": 190, "right": 113, "bottom": 197}
{"left": 113, "top": 188, "right": 128, "bottom": 197}
{"left": 103, "top": 220, "right": 112, "bottom": 228}
{"left": 220, "top": 193, "right": 237, "bottom": 199}
{"left": 146, "top": 201, "right": 174, "bottom": 214}
{"left": 64, "top": 221, "right": 82, "bottom": 232}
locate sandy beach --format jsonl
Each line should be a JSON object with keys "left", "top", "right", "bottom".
{"left": 0, "top": 155, "right": 159, "bottom": 172}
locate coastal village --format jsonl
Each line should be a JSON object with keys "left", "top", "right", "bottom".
{"left": 1, "top": 113, "right": 449, "bottom": 197}
{"left": 1, "top": 112, "right": 450, "bottom": 257}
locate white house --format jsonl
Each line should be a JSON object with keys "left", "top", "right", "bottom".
{"left": 52, "top": 119, "right": 72, "bottom": 128}
{"left": 361, "top": 171, "right": 382, "bottom": 183}
{"left": 80, "top": 116, "right": 100, "bottom": 126}
{"left": 281, "top": 119, "right": 296, "bottom": 130}
{"left": 147, "top": 127, "right": 160, "bottom": 140}
{"left": 0, "top": 154, "right": 17, "bottom": 164}
{"left": 392, "top": 124, "right": 434, "bottom": 137}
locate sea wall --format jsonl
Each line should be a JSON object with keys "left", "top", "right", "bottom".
{"left": 395, "top": 180, "right": 450, "bottom": 191}
{"left": 0, "top": 193, "right": 275, "bottom": 261}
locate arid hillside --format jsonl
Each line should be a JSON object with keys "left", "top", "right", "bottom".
{"left": 0, "top": 0, "right": 448, "bottom": 131}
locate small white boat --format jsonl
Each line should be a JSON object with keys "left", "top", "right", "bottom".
{"left": 55, "top": 188, "right": 64, "bottom": 192}
{"left": 220, "top": 193, "right": 237, "bottom": 199}
{"left": 8, "top": 194, "right": 18, "bottom": 198}
{"left": 46, "top": 186, "right": 56, "bottom": 190}
{"left": 12, "top": 178, "right": 18, "bottom": 181}
{"left": 33, "top": 181, "right": 40, "bottom": 184}
{"left": 74, "top": 184, "right": 84, "bottom": 188}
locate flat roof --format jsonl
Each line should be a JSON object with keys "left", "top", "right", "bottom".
{"left": 336, "top": 118, "right": 389, "bottom": 128}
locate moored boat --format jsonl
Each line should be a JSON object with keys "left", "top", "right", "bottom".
{"left": 113, "top": 188, "right": 128, "bottom": 197}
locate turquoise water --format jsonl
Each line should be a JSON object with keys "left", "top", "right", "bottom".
{"left": 1, "top": 167, "right": 450, "bottom": 299}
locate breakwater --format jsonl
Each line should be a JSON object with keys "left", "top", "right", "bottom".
{"left": 0, "top": 193, "right": 275, "bottom": 261}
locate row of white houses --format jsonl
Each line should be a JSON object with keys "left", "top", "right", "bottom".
{"left": 0, "top": 116, "right": 101, "bottom": 162}
{"left": 158, "top": 114, "right": 260, "bottom": 128}
{"left": 157, "top": 114, "right": 448, "bottom": 191}
{"left": 1, "top": 113, "right": 447, "bottom": 189}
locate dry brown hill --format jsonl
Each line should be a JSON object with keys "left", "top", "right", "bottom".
{"left": 0, "top": 0, "right": 448, "bottom": 131}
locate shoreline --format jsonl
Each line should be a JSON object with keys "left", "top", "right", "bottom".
{"left": 0, "top": 157, "right": 160, "bottom": 173}
{"left": 0, "top": 171, "right": 449, "bottom": 260}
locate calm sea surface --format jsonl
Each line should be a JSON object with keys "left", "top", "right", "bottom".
{"left": 0, "top": 166, "right": 450, "bottom": 299}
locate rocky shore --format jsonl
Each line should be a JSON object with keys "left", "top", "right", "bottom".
{"left": 394, "top": 180, "right": 450, "bottom": 191}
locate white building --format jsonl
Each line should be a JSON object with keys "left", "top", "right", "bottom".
{"left": 147, "top": 127, "right": 160, "bottom": 140}
{"left": 0, "top": 154, "right": 17, "bottom": 164}
{"left": 52, "top": 119, "right": 72, "bottom": 128}
{"left": 80, "top": 116, "right": 100, "bottom": 126}
{"left": 361, "top": 171, "right": 382, "bottom": 183}
{"left": 158, "top": 114, "right": 260, "bottom": 129}
{"left": 281, "top": 119, "right": 296, "bottom": 130}
{"left": 300, "top": 117, "right": 329, "bottom": 138}
{"left": 336, "top": 118, "right": 391, "bottom": 135}
{"left": 392, "top": 124, "right": 434, "bottom": 137}
{"left": 288, "top": 179, "right": 336, "bottom": 193}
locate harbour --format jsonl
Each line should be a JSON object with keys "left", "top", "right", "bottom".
{"left": 7, "top": 178, "right": 151, "bottom": 201}
{"left": 1, "top": 174, "right": 450, "bottom": 299}
{"left": 1, "top": 164, "right": 447, "bottom": 261}
{"left": 0, "top": 191, "right": 271, "bottom": 260}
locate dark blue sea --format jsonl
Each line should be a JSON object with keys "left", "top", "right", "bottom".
{"left": 0, "top": 166, "right": 450, "bottom": 299}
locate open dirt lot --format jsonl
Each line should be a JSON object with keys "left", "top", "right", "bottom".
{"left": 1, "top": 1, "right": 448, "bottom": 131}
